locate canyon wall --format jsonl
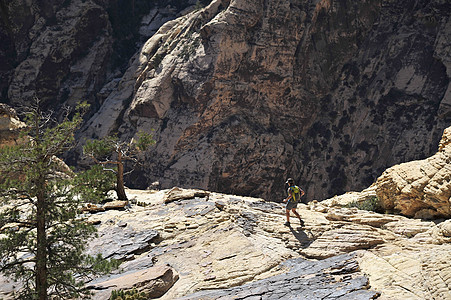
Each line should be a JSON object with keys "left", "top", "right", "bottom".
{"left": 0, "top": 0, "right": 198, "bottom": 111}
{"left": 1, "top": 0, "right": 450, "bottom": 200}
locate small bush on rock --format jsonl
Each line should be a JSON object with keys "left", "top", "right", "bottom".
{"left": 110, "top": 288, "right": 148, "bottom": 300}
{"left": 345, "top": 196, "right": 384, "bottom": 213}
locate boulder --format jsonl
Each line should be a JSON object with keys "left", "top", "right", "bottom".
{"left": 103, "top": 200, "right": 129, "bottom": 210}
{"left": 163, "top": 187, "right": 210, "bottom": 203}
{"left": 376, "top": 126, "right": 451, "bottom": 218}
{"left": 82, "top": 201, "right": 129, "bottom": 214}
{"left": 91, "top": 265, "right": 179, "bottom": 299}
{"left": 82, "top": 203, "right": 105, "bottom": 213}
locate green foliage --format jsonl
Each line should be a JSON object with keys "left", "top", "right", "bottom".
{"left": 0, "top": 101, "right": 117, "bottom": 299}
{"left": 345, "top": 196, "right": 383, "bottom": 213}
{"left": 151, "top": 53, "right": 165, "bottom": 69}
{"left": 134, "top": 131, "right": 156, "bottom": 152}
{"left": 83, "top": 131, "right": 154, "bottom": 162}
{"left": 76, "top": 165, "right": 116, "bottom": 202}
{"left": 84, "top": 136, "right": 117, "bottom": 160}
{"left": 136, "top": 201, "right": 150, "bottom": 207}
{"left": 110, "top": 288, "right": 148, "bottom": 300}
{"left": 178, "top": 36, "right": 201, "bottom": 61}
{"left": 83, "top": 130, "right": 155, "bottom": 200}
{"left": 194, "top": 0, "right": 204, "bottom": 10}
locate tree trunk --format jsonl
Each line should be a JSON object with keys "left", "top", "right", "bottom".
{"left": 36, "top": 177, "right": 48, "bottom": 300}
{"left": 116, "top": 153, "right": 128, "bottom": 201}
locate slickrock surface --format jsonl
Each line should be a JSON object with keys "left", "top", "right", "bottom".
{"left": 24, "top": 187, "right": 445, "bottom": 300}
{"left": 1, "top": 187, "right": 451, "bottom": 299}
{"left": 180, "top": 253, "right": 379, "bottom": 300}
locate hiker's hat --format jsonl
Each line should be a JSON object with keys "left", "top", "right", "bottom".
{"left": 285, "top": 178, "right": 294, "bottom": 184}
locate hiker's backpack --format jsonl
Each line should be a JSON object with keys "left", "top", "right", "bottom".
{"left": 289, "top": 185, "right": 302, "bottom": 202}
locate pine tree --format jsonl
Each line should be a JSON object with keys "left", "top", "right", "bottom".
{"left": 0, "top": 101, "right": 117, "bottom": 299}
{"left": 83, "top": 131, "right": 155, "bottom": 201}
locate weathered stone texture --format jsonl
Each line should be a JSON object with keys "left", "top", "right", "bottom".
{"left": 90, "top": 265, "right": 179, "bottom": 299}
{"left": 357, "top": 245, "right": 451, "bottom": 300}
{"left": 0, "top": 104, "right": 26, "bottom": 147}
{"left": 79, "top": 0, "right": 451, "bottom": 202}
{"left": 180, "top": 253, "right": 379, "bottom": 300}
{"left": 0, "top": 0, "right": 194, "bottom": 110}
{"left": 1, "top": 0, "right": 450, "bottom": 201}
{"left": 300, "top": 223, "right": 386, "bottom": 259}
{"left": 375, "top": 126, "right": 451, "bottom": 218}
{"left": 2, "top": 0, "right": 113, "bottom": 109}
{"left": 1, "top": 188, "right": 451, "bottom": 299}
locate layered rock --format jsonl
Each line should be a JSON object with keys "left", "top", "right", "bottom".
{"left": 375, "top": 126, "right": 451, "bottom": 218}
{"left": 180, "top": 253, "right": 379, "bottom": 300}
{"left": 1, "top": 187, "right": 451, "bottom": 299}
{"left": 83, "top": 189, "right": 451, "bottom": 300}
{"left": 90, "top": 265, "right": 179, "bottom": 299}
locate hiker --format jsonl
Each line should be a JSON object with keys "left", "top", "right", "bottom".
{"left": 283, "top": 178, "right": 305, "bottom": 227}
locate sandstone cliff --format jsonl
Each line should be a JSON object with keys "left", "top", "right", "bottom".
{"left": 80, "top": 0, "right": 451, "bottom": 201}
{"left": 1, "top": 0, "right": 450, "bottom": 201}
{"left": 0, "top": 0, "right": 198, "bottom": 110}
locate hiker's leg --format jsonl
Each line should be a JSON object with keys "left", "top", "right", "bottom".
{"left": 292, "top": 208, "right": 304, "bottom": 225}
{"left": 285, "top": 209, "right": 290, "bottom": 222}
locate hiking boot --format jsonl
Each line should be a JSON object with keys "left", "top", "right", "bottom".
{"left": 284, "top": 221, "right": 291, "bottom": 226}
{"left": 298, "top": 218, "right": 304, "bottom": 226}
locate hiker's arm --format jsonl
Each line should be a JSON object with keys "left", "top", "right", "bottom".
{"left": 283, "top": 192, "right": 292, "bottom": 203}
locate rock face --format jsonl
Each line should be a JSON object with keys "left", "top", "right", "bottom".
{"left": 2, "top": 0, "right": 451, "bottom": 201}
{"left": 0, "top": 104, "right": 26, "bottom": 147}
{"left": 0, "top": 0, "right": 197, "bottom": 110}
{"left": 80, "top": 0, "right": 451, "bottom": 201}
{"left": 1, "top": 0, "right": 113, "bottom": 110}
{"left": 75, "top": 189, "right": 451, "bottom": 299}
{"left": 375, "top": 126, "right": 451, "bottom": 218}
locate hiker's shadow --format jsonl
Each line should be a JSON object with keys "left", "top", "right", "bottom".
{"left": 289, "top": 226, "right": 312, "bottom": 248}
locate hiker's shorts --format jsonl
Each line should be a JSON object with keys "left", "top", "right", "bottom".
{"left": 286, "top": 200, "right": 298, "bottom": 210}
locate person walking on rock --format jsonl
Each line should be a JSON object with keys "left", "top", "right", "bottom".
{"left": 283, "top": 178, "right": 305, "bottom": 227}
